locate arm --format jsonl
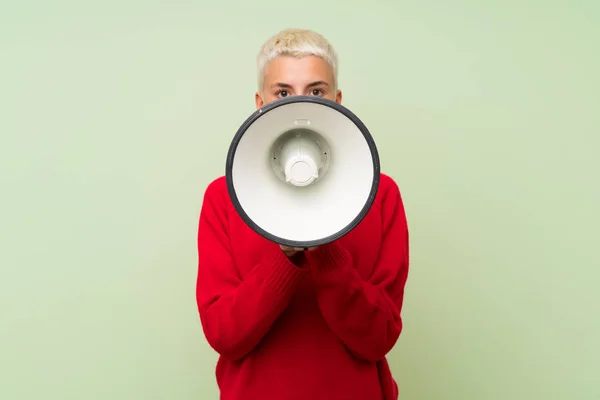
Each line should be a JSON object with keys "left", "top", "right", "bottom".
{"left": 196, "top": 179, "right": 308, "bottom": 361}
{"left": 305, "top": 177, "right": 409, "bottom": 363}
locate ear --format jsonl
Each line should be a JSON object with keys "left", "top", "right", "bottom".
{"left": 335, "top": 89, "right": 343, "bottom": 104}
{"left": 255, "top": 92, "right": 264, "bottom": 109}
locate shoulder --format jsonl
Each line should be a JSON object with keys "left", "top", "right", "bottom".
{"left": 377, "top": 173, "right": 403, "bottom": 201}
{"left": 375, "top": 172, "right": 407, "bottom": 221}
{"left": 378, "top": 173, "right": 399, "bottom": 189}
{"left": 201, "top": 176, "right": 232, "bottom": 212}
{"left": 203, "top": 175, "right": 228, "bottom": 196}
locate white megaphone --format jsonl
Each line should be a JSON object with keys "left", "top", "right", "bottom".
{"left": 226, "top": 95, "right": 380, "bottom": 249}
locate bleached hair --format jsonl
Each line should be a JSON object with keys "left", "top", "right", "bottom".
{"left": 257, "top": 28, "right": 338, "bottom": 93}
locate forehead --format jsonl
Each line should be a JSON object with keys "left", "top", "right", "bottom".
{"left": 263, "top": 55, "right": 334, "bottom": 86}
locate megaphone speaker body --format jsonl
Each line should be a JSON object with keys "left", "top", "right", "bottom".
{"left": 226, "top": 96, "right": 380, "bottom": 249}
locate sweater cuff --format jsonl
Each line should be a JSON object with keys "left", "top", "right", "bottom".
{"left": 257, "top": 247, "right": 308, "bottom": 296}
{"left": 306, "top": 241, "right": 351, "bottom": 275}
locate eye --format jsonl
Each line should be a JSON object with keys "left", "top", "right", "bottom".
{"left": 276, "top": 90, "right": 289, "bottom": 97}
{"left": 310, "top": 88, "right": 324, "bottom": 96}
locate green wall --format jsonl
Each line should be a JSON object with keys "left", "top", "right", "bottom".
{"left": 1, "top": 1, "right": 598, "bottom": 399}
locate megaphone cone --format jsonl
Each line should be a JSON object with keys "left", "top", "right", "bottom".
{"left": 226, "top": 95, "right": 380, "bottom": 248}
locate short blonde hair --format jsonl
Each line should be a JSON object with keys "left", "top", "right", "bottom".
{"left": 256, "top": 28, "right": 338, "bottom": 92}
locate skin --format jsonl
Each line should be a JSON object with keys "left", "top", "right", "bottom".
{"left": 255, "top": 55, "right": 342, "bottom": 258}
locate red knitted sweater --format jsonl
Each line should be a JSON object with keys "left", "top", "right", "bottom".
{"left": 196, "top": 173, "right": 409, "bottom": 400}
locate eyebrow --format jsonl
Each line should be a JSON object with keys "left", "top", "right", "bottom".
{"left": 270, "top": 81, "right": 329, "bottom": 89}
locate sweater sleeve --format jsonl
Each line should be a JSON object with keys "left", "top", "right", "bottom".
{"left": 304, "top": 177, "right": 409, "bottom": 363}
{"left": 196, "top": 179, "right": 309, "bottom": 361}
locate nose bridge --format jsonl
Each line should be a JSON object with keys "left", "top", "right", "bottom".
{"left": 292, "top": 81, "right": 309, "bottom": 95}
